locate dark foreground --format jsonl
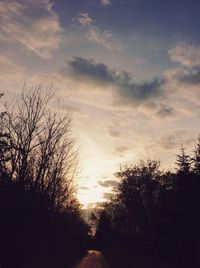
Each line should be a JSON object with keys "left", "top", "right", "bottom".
{"left": 72, "top": 248, "right": 200, "bottom": 268}
{"left": 101, "top": 249, "right": 200, "bottom": 268}
{"left": 71, "top": 250, "right": 110, "bottom": 268}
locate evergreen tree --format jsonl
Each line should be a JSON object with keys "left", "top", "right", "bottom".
{"left": 192, "top": 136, "right": 200, "bottom": 175}
{"left": 176, "top": 144, "right": 191, "bottom": 175}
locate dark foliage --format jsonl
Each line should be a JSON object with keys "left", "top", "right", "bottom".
{"left": 0, "top": 89, "right": 89, "bottom": 268}
{"left": 95, "top": 142, "right": 200, "bottom": 267}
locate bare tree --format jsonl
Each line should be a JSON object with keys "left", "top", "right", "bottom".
{"left": 0, "top": 85, "right": 79, "bottom": 212}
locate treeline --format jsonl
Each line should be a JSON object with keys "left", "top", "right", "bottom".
{"left": 95, "top": 143, "right": 200, "bottom": 266}
{"left": 0, "top": 89, "right": 89, "bottom": 268}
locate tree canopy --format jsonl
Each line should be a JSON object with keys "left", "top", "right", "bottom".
{"left": 0, "top": 87, "right": 88, "bottom": 268}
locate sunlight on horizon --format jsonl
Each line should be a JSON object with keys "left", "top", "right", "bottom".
{"left": 76, "top": 156, "right": 117, "bottom": 207}
{"left": 75, "top": 138, "right": 119, "bottom": 207}
{"left": 77, "top": 186, "right": 107, "bottom": 208}
{"left": 0, "top": 0, "right": 199, "bottom": 209}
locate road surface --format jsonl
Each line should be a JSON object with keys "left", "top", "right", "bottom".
{"left": 72, "top": 250, "right": 110, "bottom": 268}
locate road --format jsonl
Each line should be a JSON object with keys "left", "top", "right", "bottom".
{"left": 72, "top": 250, "right": 110, "bottom": 268}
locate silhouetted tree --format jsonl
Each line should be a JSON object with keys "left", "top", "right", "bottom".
{"left": 176, "top": 144, "right": 191, "bottom": 176}
{"left": 0, "top": 87, "right": 88, "bottom": 268}
{"left": 115, "top": 160, "right": 160, "bottom": 239}
{"left": 192, "top": 136, "right": 200, "bottom": 176}
{"left": 0, "top": 87, "right": 78, "bottom": 211}
{"left": 94, "top": 138, "right": 200, "bottom": 267}
{"left": 96, "top": 210, "right": 113, "bottom": 248}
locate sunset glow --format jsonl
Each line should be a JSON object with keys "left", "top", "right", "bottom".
{"left": 1, "top": 0, "right": 200, "bottom": 208}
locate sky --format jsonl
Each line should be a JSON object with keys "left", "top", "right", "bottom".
{"left": 0, "top": 0, "right": 200, "bottom": 207}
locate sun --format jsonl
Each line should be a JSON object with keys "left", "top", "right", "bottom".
{"left": 77, "top": 164, "right": 107, "bottom": 208}
{"left": 77, "top": 186, "right": 106, "bottom": 208}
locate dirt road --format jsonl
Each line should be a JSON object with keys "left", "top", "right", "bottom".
{"left": 73, "top": 250, "right": 110, "bottom": 268}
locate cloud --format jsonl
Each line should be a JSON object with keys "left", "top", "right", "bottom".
{"left": 0, "top": 55, "right": 26, "bottom": 85}
{"left": 103, "top": 192, "right": 113, "bottom": 199}
{"left": 87, "top": 202, "right": 106, "bottom": 209}
{"left": 79, "top": 186, "right": 89, "bottom": 190}
{"left": 167, "top": 42, "right": 200, "bottom": 85}
{"left": 108, "top": 127, "right": 121, "bottom": 138}
{"left": 67, "top": 57, "right": 122, "bottom": 84}
{"left": 160, "top": 134, "right": 178, "bottom": 150}
{"left": 72, "top": 13, "right": 93, "bottom": 26}
{"left": 0, "top": 0, "right": 62, "bottom": 58}
{"left": 100, "top": 0, "right": 111, "bottom": 6}
{"left": 176, "top": 67, "right": 200, "bottom": 85}
{"left": 156, "top": 104, "right": 175, "bottom": 119}
{"left": 116, "top": 78, "right": 164, "bottom": 107}
{"left": 69, "top": 105, "right": 87, "bottom": 118}
{"left": 98, "top": 180, "right": 118, "bottom": 187}
{"left": 159, "top": 130, "right": 194, "bottom": 150}
{"left": 169, "top": 42, "right": 200, "bottom": 67}
{"left": 0, "top": 1, "right": 22, "bottom": 14}
{"left": 163, "top": 43, "right": 200, "bottom": 108}
{"left": 72, "top": 13, "right": 119, "bottom": 50}
{"left": 86, "top": 27, "right": 115, "bottom": 49}
{"left": 115, "top": 146, "right": 129, "bottom": 155}
{"left": 58, "top": 57, "right": 165, "bottom": 107}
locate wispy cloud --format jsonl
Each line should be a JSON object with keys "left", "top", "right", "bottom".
{"left": 164, "top": 42, "right": 200, "bottom": 105}
{"left": 98, "top": 179, "right": 118, "bottom": 188}
{"left": 155, "top": 104, "right": 175, "bottom": 119}
{"left": 169, "top": 42, "right": 200, "bottom": 67}
{"left": 0, "top": 55, "right": 26, "bottom": 85}
{"left": 103, "top": 192, "right": 113, "bottom": 199}
{"left": 108, "top": 126, "right": 121, "bottom": 138}
{"left": 72, "top": 13, "right": 93, "bottom": 26}
{"left": 86, "top": 27, "right": 115, "bottom": 49}
{"left": 0, "top": 1, "right": 22, "bottom": 15}
{"left": 72, "top": 13, "right": 120, "bottom": 50}
{"left": 177, "top": 67, "right": 200, "bottom": 85}
{"left": 0, "top": 0, "right": 62, "bottom": 59}
{"left": 115, "top": 146, "right": 129, "bottom": 157}
{"left": 159, "top": 130, "right": 193, "bottom": 150}
{"left": 99, "top": 0, "right": 111, "bottom": 6}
